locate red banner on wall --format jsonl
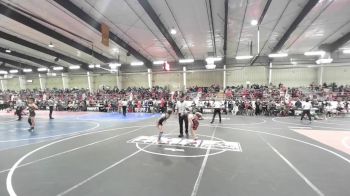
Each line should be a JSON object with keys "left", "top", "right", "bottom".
{"left": 101, "top": 23, "right": 109, "bottom": 47}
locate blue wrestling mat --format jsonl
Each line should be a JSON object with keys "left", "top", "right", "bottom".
{"left": 76, "top": 112, "right": 161, "bottom": 122}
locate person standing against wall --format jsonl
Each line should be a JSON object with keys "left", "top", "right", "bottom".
{"left": 255, "top": 99, "right": 261, "bottom": 116}
{"left": 295, "top": 98, "right": 302, "bottom": 109}
{"left": 15, "top": 97, "right": 24, "bottom": 121}
{"left": 122, "top": 98, "right": 128, "bottom": 116}
{"left": 148, "top": 99, "right": 154, "bottom": 113}
{"left": 176, "top": 97, "right": 189, "bottom": 138}
{"left": 111, "top": 98, "right": 117, "bottom": 113}
{"left": 48, "top": 96, "right": 55, "bottom": 119}
{"left": 210, "top": 99, "right": 222, "bottom": 123}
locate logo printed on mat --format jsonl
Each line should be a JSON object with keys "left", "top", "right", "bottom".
{"left": 127, "top": 136, "right": 242, "bottom": 152}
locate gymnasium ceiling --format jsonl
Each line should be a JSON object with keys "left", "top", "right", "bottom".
{"left": 0, "top": 0, "right": 350, "bottom": 73}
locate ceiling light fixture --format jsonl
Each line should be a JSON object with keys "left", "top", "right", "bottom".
{"left": 95, "top": 64, "right": 101, "bottom": 68}
{"left": 9, "top": 70, "right": 18, "bottom": 74}
{"left": 5, "top": 49, "right": 11, "bottom": 53}
{"left": 109, "top": 63, "right": 121, "bottom": 68}
{"left": 316, "top": 58, "right": 333, "bottom": 64}
{"left": 205, "top": 64, "right": 216, "bottom": 70}
{"left": 37, "top": 68, "right": 48, "bottom": 72}
{"left": 205, "top": 57, "right": 222, "bottom": 62}
{"left": 343, "top": 49, "right": 350, "bottom": 54}
{"left": 179, "top": 59, "right": 194, "bottom": 63}
{"left": 0, "top": 70, "right": 8, "bottom": 74}
{"left": 170, "top": 28, "right": 177, "bottom": 35}
{"left": 88, "top": 64, "right": 95, "bottom": 68}
{"left": 112, "top": 48, "right": 119, "bottom": 53}
{"left": 268, "top": 53, "right": 288, "bottom": 58}
{"left": 250, "top": 19, "right": 258, "bottom": 26}
{"left": 304, "top": 51, "right": 325, "bottom": 56}
{"left": 204, "top": 57, "right": 220, "bottom": 70}
{"left": 53, "top": 66, "right": 64, "bottom": 71}
{"left": 48, "top": 42, "right": 54, "bottom": 48}
{"left": 153, "top": 60, "right": 165, "bottom": 65}
{"left": 69, "top": 65, "right": 80, "bottom": 70}
{"left": 23, "top": 69, "right": 32, "bottom": 73}
{"left": 130, "top": 61, "right": 144, "bottom": 66}
{"left": 314, "top": 33, "right": 324, "bottom": 37}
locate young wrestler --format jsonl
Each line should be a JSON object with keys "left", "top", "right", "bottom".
{"left": 27, "top": 98, "right": 38, "bottom": 132}
{"left": 157, "top": 110, "right": 172, "bottom": 143}
{"left": 189, "top": 112, "right": 202, "bottom": 140}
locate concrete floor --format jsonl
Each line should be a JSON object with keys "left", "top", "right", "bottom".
{"left": 0, "top": 111, "right": 349, "bottom": 196}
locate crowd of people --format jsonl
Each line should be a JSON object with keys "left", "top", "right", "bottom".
{"left": 222, "top": 82, "right": 349, "bottom": 117}
{"left": 0, "top": 86, "right": 171, "bottom": 113}
{"left": 0, "top": 82, "right": 349, "bottom": 120}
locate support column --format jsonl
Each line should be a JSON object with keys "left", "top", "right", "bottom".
{"left": 38, "top": 74, "right": 46, "bottom": 90}
{"left": 223, "top": 65, "right": 227, "bottom": 90}
{"left": 257, "top": 27, "right": 260, "bottom": 53}
{"left": 39, "top": 74, "right": 43, "bottom": 90}
{"left": 318, "top": 66, "right": 324, "bottom": 85}
{"left": 183, "top": 66, "right": 187, "bottom": 91}
{"left": 18, "top": 75, "right": 26, "bottom": 90}
{"left": 62, "top": 73, "right": 69, "bottom": 89}
{"left": 87, "top": 72, "right": 92, "bottom": 92}
{"left": 116, "top": 70, "right": 122, "bottom": 89}
{"left": 147, "top": 69, "right": 152, "bottom": 88}
{"left": 0, "top": 77, "right": 5, "bottom": 91}
{"left": 268, "top": 62, "right": 272, "bottom": 85}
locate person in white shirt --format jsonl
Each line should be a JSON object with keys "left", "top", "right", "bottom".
{"left": 210, "top": 99, "right": 222, "bottom": 123}
{"left": 301, "top": 98, "right": 312, "bottom": 121}
{"left": 48, "top": 96, "right": 55, "bottom": 119}
{"left": 175, "top": 97, "right": 189, "bottom": 138}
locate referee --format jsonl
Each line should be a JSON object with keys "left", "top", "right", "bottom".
{"left": 176, "top": 97, "right": 189, "bottom": 138}
{"left": 210, "top": 99, "right": 222, "bottom": 123}
{"left": 48, "top": 96, "right": 55, "bottom": 119}
{"left": 301, "top": 98, "right": 312, "bottom": 121}
{"left": 122, "top": 99, "right": 128, "bottom": 116}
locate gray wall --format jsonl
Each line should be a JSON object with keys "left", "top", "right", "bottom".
{"left": 323, "top": 66, "right": 350, "bottom": 84}
{"left": 226, "top": 66, "right": 268, "bottom": 85}
{"left": 272, "top": 67, "right": 317, "bottom": 87}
